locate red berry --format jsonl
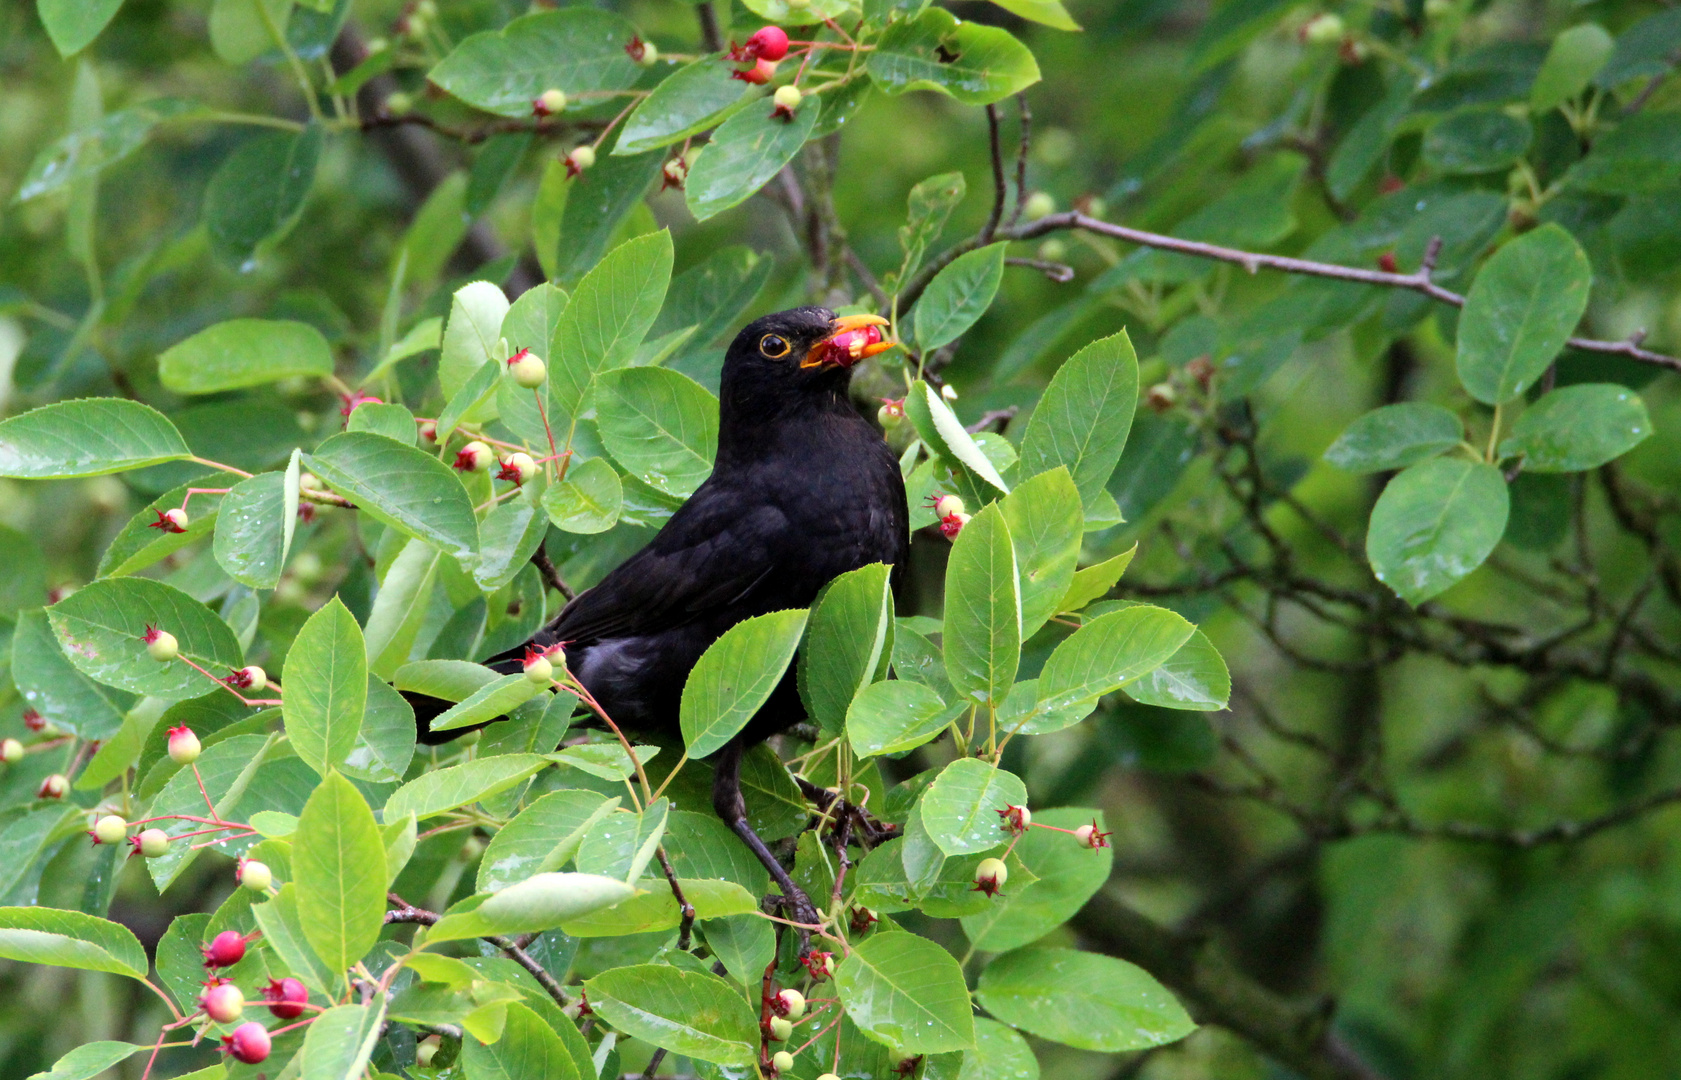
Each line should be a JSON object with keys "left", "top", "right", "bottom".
{"left": 262, "top": 976, "right": 309, "bottom": 1019}
{"left": 1377, "top": 251, "right": 1399, "bottom": 273}
{"left": 747, "top": 26, "right": 789, "bottom": 61}
{"left": 22, "top": 708, "right": 46, "bottom": 732}
{"left": 223, "top": 1021, "right": 271, "bottom": 1064}
{"left": 732, "top": 58, "right": 776, "bottom": 84}
{"left": 199, "top": 979, "right": 245, "bottom": 1023}
{"left": 203, "top": 930, "right": 247, "bottom": 968}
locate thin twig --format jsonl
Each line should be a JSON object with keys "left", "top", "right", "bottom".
{"left": 531, "top": 547, "right": 575, "bottom": 600}
{"left": 980, "top": 104, "right": 1006, "bottom": 244}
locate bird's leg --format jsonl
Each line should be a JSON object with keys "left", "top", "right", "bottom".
{"left": 795, "top": 776, "right": 900, "bottom": 847}
{"left": 711, "top": 739, "right": 821, "bottom": 951}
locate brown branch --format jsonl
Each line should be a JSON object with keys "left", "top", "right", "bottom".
{"left": 385, "top": 893, "right": 572, "bottom": 1008}
{"left": 695, "top": 2, "right": 723, "bottom": 52}
{"left": 656, "top": 847, "right": 696, "bottom": 951}
{"left": 980, "top": 104, "right": 1006, "bottom": 244}
{"left": 1005, "top": 256, "right": 1074, "bottom": 282}
{"left": 1008, "top": 94, "right": 1031, "bottom": 229}
{"left": 531, "top": 547, "right": 575, "bottom": 600}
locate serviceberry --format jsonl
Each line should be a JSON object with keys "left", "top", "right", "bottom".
{"left": 771, "top": 987, "right": 806, "bottom": 1020}
{"left": 167, "top": 724, "right": 200, "bottom": 764}
{"left": 92, "top": 814, "right": 128, "bottom": 845}
{"left": 508, "top": 348, "right": 547, "bottom": 388}
{"left": 974, "top": 857, "right": 1008, "bottom": 897}
{"left": 223, "top": 1021, "right": 271, "bottom": 1064}
{"left": 135, "top": 828, "right": 170, "bottom": 857}
{"left": 199, "top": 979, "right": 245, "bottom": 1022}
{"left": 533, "top": 88, "right": 567, "bottom": 116}
{"left": 0, "top": 739, "right": 22, "bottom": 765}
{"left": 150, "top": 508, "right": 189, "bottom": 534}
{"left": 144, "top": 625, "right": 179, "bottom": 662}
{"left": 262, "top": 976, "right": 308, "bottom": 1019}
{"left": 237, "top": 858, "right": 272, "bottom": 892}
{"left": 38, "top": 774, "right": 67, "bottom": 799}
{"left": 203, "top": 930, "right": 247, "bottom": 968}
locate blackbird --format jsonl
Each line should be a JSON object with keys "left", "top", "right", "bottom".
{"left": 406, "top": 306, "right": 909, "bottom": 925}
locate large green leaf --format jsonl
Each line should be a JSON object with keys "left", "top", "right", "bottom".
{"left": 800, "top": 563, "right": 894, "bottom": 735}
{"left": 294, "top": 771, "right": 387, "bottom": 977}
{"left": 203, "top": 125, "right": 322, "bottom": 267}
{"left": 685, "top": 99, "right": 819, "bottom": 222}
{"left": 47, "top": 577, "right": 243, "bottom": 699}
{"left": 594, "top": 367, "right": 718, "bottom": 499}
{"left": 1497, "top": 383, "right": 1652, "bottom": 472}
{"left": 363, "top": 539, "right": 441, "bottom": 679}
{"left": 424, "top": 872, "right": 635, "bottom": 942}
{"left": 96, "top": 481, "right": 218, "bottom": 578}
{"left": 999, "top": 468, "right": 1083, "bottom": 640}
{"left": 617, "top": 57, "right": 753, "bottom": 154}
{"left": 159, "top": 317, "right": 333, "bottom": 394}
{"left": 1531, "top": 24, "right": 1614, "bottom": 111}
{"left": 681, "top": 609, "right": 809, "bottom": 758}
{"left": 13, "top": 98, "right": 200, "bottom": 203}
{"left": 1456, "top": 224, "right": 1592, "bottom": 405}
{"left": 343, "top": 675, "right": 416, "bottom": 784}
{"left": 384, "top": 754, "right": 550, "bottom": 822}
{"left": 1367, "top": 457, "right": 1510, "bottom": 605}
{"left": 476, "top": 789, "right": 616, "bottom": 892}
{"left": 300, "top": 1002, "right": 386, "bottom": 1080}
{"left": 543, "top": 138, "right": 666, "bottom": 287}
{"left": 428, "top": 8, "right": 643, "bottom": 117}
{"left": 26, "top": 1040, "right": 142, "bottom": 1080}
{"left": 915, "top": 242, "right": 1007, "bottom": 351}
{"left": 958, "top": 1018, "right": 1042, "bottom": 1080}
{"left": 907, "top": 379, "right": 1009, "bottom": 493}
{"left": 548, "top": 230, "right": 674, "bottom": 421}
{"left": 868, "top": 8, "right": 1041, "bottom": 105}
{"left": 37, "top": 0, "right": 125, "bottom": 57}
{"left": 1124, "top": 628, "right": 1231, "bottom": 711}
{"left": 943, "top": 504, "right": 1020, "bottom": 706}
{"left": 251, "top": 883, "right": 338, "bottom": 995}
{"left": 961, "top": 807, "right": 1113, "bottom": 952}
{"left": 542, "top": 457, "right": 623, "bottom": 533}
{"left": 920, "top": 757, "right": 1028, "bottom": 856}
{"left": 1324, "top": 402, "right": 1463, "bottom": 473}
{"left": 440, "top": 280, "right": 511, "bottom": 404}
{"left": 283, "top": 598, "right": 367, "bottom": 776}
{"left": 835, "top": 932, "right": 976, "bottom": 1054}
{"left": 426, "top": 674, "right": 540, "bottom": 733}
{"left": 475, "top": 494, "right": 550, "bottom": 592}
{"left": 847, "top": 679, "right": 959, "bottom": 758}
{"left": 978, "top": 947, "right": 1193, "bottom": 1051}
{"left": 461, "top": 1001, "right": 582, "bottom": 1080}
{"left": 12, "top": 610, "right": 129, "bottom": 739}
{"left": 0, "top": 907, "right": 147, "bottom": 979}
{"left": 304, "top": 432, "right": 479, "bottom": 563}
{"left": 1017, "top": 330, "right": 1139, "bottom": 511}
{"left": 1564, "top": 112, "right": 1681, "bottom": 195}
{"left": 575, "top": 798, "right": 668, "bottom": 882}
{"left": 212, "top": 464, "right": 299, "bottom": 589}
{"left": 0, "top": 399, "right": 189, "bottom": 478}
{"left": 584, "top": 964, "right": 759, "bottom": 1066}
{"left": 1035, "top": 605, "right": 1195, "bottom": 715}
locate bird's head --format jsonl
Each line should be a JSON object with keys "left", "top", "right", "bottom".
{"left": 722, "top": 306, "right": 894, "bottom": 391}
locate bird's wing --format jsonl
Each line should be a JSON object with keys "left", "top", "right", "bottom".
{"left": 540, "top": 481, "right": 789, "bottom": 645}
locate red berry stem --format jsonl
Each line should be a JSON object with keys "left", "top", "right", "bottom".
{"left": 179, "top": 487, "right": 232, "bottom": 511}
{"left": 175, "top": 653, "right": 285, "bottom": 707}
{"left": 533, "top": 388, "right": 561, "bottom": 479}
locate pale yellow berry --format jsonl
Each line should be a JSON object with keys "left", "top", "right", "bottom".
{"left": 773, "top": 84, "right": 802, "bottom": 111}
{"left": 139, "top": 829, "right": 171, "bottom": 857}
{"left": 93, "top": 815, "right": 128, "bottom": 845}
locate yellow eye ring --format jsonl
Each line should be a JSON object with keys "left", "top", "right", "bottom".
{"left": 760, "top": 334, "right": 790, "bottom": 358}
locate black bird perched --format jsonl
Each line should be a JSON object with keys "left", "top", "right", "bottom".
{"left": 407, "top": 306, "right": 909, "bottom": 926}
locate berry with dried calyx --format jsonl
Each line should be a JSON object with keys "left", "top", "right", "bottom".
{"left": 92, "top": 814, "right": 128, "bottom": 845}
{"left": 533, "top": 88, "right": 567, "bottom": 116}
{"left": 168, "top": 724, "right": 201, "bottom": 764}
{"left": 453, "top": 441, "right": 492, "bottom": 473}
{"left": 1299, "top": 12, "right": 1345, "bottom": 43}
{"left": 933, "top": 494, "right": 965, "bottom": 520}
{"left": 150, "top": 508, "right": 189, "bottom": 534}
{"left": 745, "top": 25, "right": 789, "bottom": 61}
{"left": 732, "top": 58, "right": 777, "bottom": 84}
{"left": 768, "top": 1016, "right": 793, "bottom": 1041}
{"left": 1075, "top": 820, "right": 1112, "bottom": 849}
{"left": 200, "top": 979, "right": 245, "bottom": 1022}
{"left": 523, "top": 646, "right": 555, "bottom": 685}
{"left": 418, "top": 421, "right": 438, "bottom": 443}
{"left": 225, "top": 666, "right": 267, "bottom": 692}
{"left": 939, "top": 511, "right": 971, "bottom": 541}
{"left": 1146, "top": 382, "right": 1178, "bottom": 413}
{"left": 1339, "top": 36, "right": 1368, "bottom": 63}
{"left": 772, "top": 1050, "right": 796, "bottom": 1074}
{"left": 877, "top": 398, "right": 904, "bottom": 427}
{"left": 802, "top": 950, "right": 836, "bottom": 980}
{"left": 508, "top": 347, "right": 547, "bottom": 388}
{"left": 771, "top": 83, "right": 802, "bottom": 119}
{"left": 818, "top": 1073, "right": 842, "bottom": 1080}
{"left": 974, "top": 857, "right": 1008, "bottom": 897}
{"left": 565, "top": 145, "right": 596, "bottom": 176}
{"left": 661, "top": 157, "right": 688, "bottom": 191}
{"left": 262, "top": 976, "right": 308, "bottom": 1019}
{"left": 850, "top": 905, "right": 879, "bottom": 933}
{"left": 223, "top": 1021, "right": 271, "bottom": 1064}
{"left": 135, "top": 828, "right": 170, "bottom": 857}
{"left": 1186, "top": 355, "right": 1216, "bottom": 391}
{"left": 144, "top": 625, "right": 179, "bottom": 662}
{"left": 203, "top": 930, "right": 247, "bottom": 969}
{"left": 1023, "top": 191, "right": 1055, "bottom": 220}
{"left": 497, "top": 453, "right": 538, "bottom": 486}
{"left": 0, "top": 739, "right": 22, "bottom": 765}
{"left": 997, "top": 803, "right": 1031, "bottom": 834}
{"left": 38, "top": 774, "right": 67, "bottom": 799}
{"left": 625, "top": 35, "right": 658, "bottom": 64}
{"left": 416, "top": 1035, "right": 441, "bottom": 1067}
{"left": 238, "top": 858, "right": 272, "bottom": 892}
{"left": 22, "top": 708, "right": 45, "bottom": 732}
{"left": 770, "top": 987, "right": 806, "bottom": 1020}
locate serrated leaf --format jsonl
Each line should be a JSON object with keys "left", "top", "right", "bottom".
{"left": 943, "top": 504, "right": 1020, "bottom": 706}
{"left": 961, "top": 807, "right": 1113, "bottom": 952}
{"left": 304, "top": 432, "right": 479, "bottom": 563}
{"left": 915, "top": 242, "right": 1007, "bottom": 350}
{"left": 867, "top": 8, "right": 1041, "bottom": 105}
{"left": 617, "top": 58, "right": 754, "bottom": 155}
{"left": 0, "top": 907, "right": 147, "bottom": 979}
{"left": 801, "top": 563, "right": 894, "bottom": 735}
{"left": 920, "top": 757, "right": 1027, "bottom": 856}
{"left": 542, "top": 457, "right": 623, "bottom": 533}
{"left": 1018, "top": 330, "right": 1139, "bottom": 511}
{"left": 429, "top": 8, "right": 643, "bottom": 118}
{"left": 47, "top": 577, "right": 243, "bottom": 699}
{"left": 548, "top": 230, "right": 674, "bottom": 421}
{"left": 595, "top": 367, "right": 718, "bottom": 499}
{"left": 1367, "top": 457, "right": 1509, "bottom": 605}
{"left": 384, "top": 754, "right": 549, "bottom": 822}
{"left": 977, "top": 947, "right": 1194, "bottom": 1051}
{"left": 1456, "top": 224, "right": 1592, "bottom": 405}
{"left": 1124, "top": 628, "right": 1230, "bottom": 711}
{"left": 294, "top": 772, "right": 387, "bottom": 977}
{"left": 685, "top": 100, "right": 819, "bottom": 222}
{"left": 584, "top": 964, "right": 759, "bottom": 1066}
{"left": 283, "top": 598, "right": 367, "bottom": 776}
{"left": 1497, "top": 383, "right": 1651, "bottom": 472}
{"left": 1036, "top": 605, "right": 1195, "bottom": 714}
{"left": 0, "top": 399, "right": 189, "bottom": 478}
{"left": 1324, "top": 402, "right": 1463, "bottom": 473}
{"left": 835, "top": 932, "right": 975, "bottom": 1054}
{"left": 680, "top": 609, "right": 809, "bottom": 758}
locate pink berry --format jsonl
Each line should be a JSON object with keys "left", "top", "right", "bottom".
{"left": 203, "top": 930, "right": 246, "bottom": 968}
{"left": 262, "top": 976, "right": 308, "bottom": 1019}
{"left": 223, "top": 1021, "right": 271, "bottom": 1064}
{"left": 199, "top": 979, "right": 245, "bottom": 1023}
{"left": 733, "top": 58, "right": 777, "bottom": 84}
{"left": 747, "top": 26, "right": 789, "bottom": 61}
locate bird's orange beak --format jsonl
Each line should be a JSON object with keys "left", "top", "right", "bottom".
{"left": 802, "top": 313, "right": 895, "bottom": 369}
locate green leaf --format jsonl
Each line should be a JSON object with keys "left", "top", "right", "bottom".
{"left": 576, "top": 798, "right": 668, "bottom": 881}
{"left": 476, "top": 495, "right": 550, "bottom": 592}
{"left": 961, "top": 807, "right": 1113, "bottom": 952}
{"left": 908, "top": 380, "right": 1009, "bottom": 493}
{"left": 989, "top": 0, "right": 1079, "bottom": 29}
{"left": 47, "top": 577, "right": 243, "bottom": 699}
{"left": 0, "top": 907, "right": 147, "bottom": 979}
{"left": 13, "top": 98, "right": 201, "bottom": 203}
{"left": 848, "top": 679, "right": 959, "bottom": 758}
{"left": 548, "top": 230, "right": 674, "bottom": 421}
{"left": 1422, "top": 109, "right": 1532, "bottom": 174}
{"left": 141, "top": 733, "right": 279, "bottom": 890}
{"left": 294, "top": 771, "right": 387, "bottom": 977}
{"left": 304, "top": 432, "right": 479, "bottom": 563}
{"left": 943, "top": 504, "right": 1020, "bottom": 706}
{"left": 440, "top": 281, "right": 511, "bottom": 404}
{"left": 801, "top": 563, "right": 894, "bottom": 735}
{"left": 283, "top": 598, "right": 367, "bottom": 777}
{"left": 1018, "top": 329, "right": 1140, "bottom": 511}
{"left": 203, "top": 124, "right": 321, "bottom": 267}
{"left": 12, "top": 608, "right": 129, "bottom": 738}
{"left": 427, "top": 674, "right": 539, "bottom": 734}
{"left": 651, "top": 245, "right": 774, "bottom": 348}
{"left": 1596, "top": 7, "right": 1681, "bottom": 88}
{"left": 429, "top": 8, "right": 643, "bottom": 117}
{"left": 26, "top": 1040, "right": 141, "bottom": 1080}
{"left": 1059, "top": 547, "right": 1135, "bottom": 613}
{"left": 542, "top": 457, "right": 623, "bottom": 533}
{"left": 364, "top": 540, "right": 441, "bottom": 679}
{"left": 595, "top": 367, "right": 718, "bottom": 499}
{"left": 835, "top": 931, "right": 975, "bottom": 1054}
{"left": 958, "top": 1018, "right": 1041, "bottom": 1080}
{"left": 213, "top": 468, "right": 296, "bottom": 590}
{"left": 477, "top": 789, "right": 616, "bottom": 892}
{"left": 395, "top": 659, "right": 500, "bottom": 702}
{"left": 159, "top": 318, "right": 333, "bottom": 394}
{"left": 343, "top": 675, "right": 416, "bottom": 784}
{"left": 681, "top": 609, "right": 809, "bottom": 758}
{"left": 300, "top": 1002, "right": 386, "bottom": 1080}
{"left": 461, "top": 1002, "right": 582, "bottom": 1080}
{"left": 251, "top": 883, "right": 338, "bottom": 995}
{"left": 868, "top": 8, "right": 1041, "bottom": 105}
{"left": 617, "top": 58, "right": 753, "bottom": 155}
{"left": 1456, "top": 224, "right": 1592, "bottom": 405}
{"left": 434, "top": 357, "right": 503, "bottom": 443}
{"left": 685, "top": 100, "right": 820, "bottom": 222}
{"left": 1498, "top": 383, "right": 1652, "bottom": 472}
{"left": 584, "top": 964, "right": 760, "bottom": 1066}
{"left": 544, "top": 139, "right": 666, "bottom": 287}
{"left": 1367, "top": 457, "right": 1510, "bottom": 606}
{"left": 98, "top": 480, "right": 220, "bottom": 578}
{"left": 1324, "top": 402, "right": 1463, "bottom": 473}
{"left": 384, "top": 754, "right": 549, "bottom": 822}
{"left": 977, "top": 947, "right": 1194, "bottom": 1052}
{"left": 1036, "top": 605, "right": 1195, "bottom": 715}
{"left": 915, "top": 242, "right": 1007, "bottom": 350}
{"left": 739, "top": 0, "right": 852, "bottom": 22}
{"left": 1125, "top": 629, "right": 1231, "bottom": 711}
{"left": 465, "top": 131, "right": 531, "bottom": 217}
{"left": 37, "top": 0, "right": 125, "bottom": 57}
{"left": 208, "top": 0, "right": 291, "bottom": 64}
{"left": 896, "top": 172, "right": 967, "bottom": 286}
{"left": 999, "top": 468, "right": 1083, "bottom": 640}
{"left": 0, "top": 399, "right": 189, "bottom": 478}
{"left": 920, "top": 757, "right": 1028, "bottom": 856}
{"left": 424, "top": 873, "right": 636, "bottom": 942}
{"left": 549, "top": 742, "right": 661, "bottom": 781}
{"left": 1531, "top": 24, "right": 1614, "bottom": 111}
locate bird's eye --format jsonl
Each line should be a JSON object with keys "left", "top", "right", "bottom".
{"left": 759, "top": 334, "right": 790, "bottom": 358}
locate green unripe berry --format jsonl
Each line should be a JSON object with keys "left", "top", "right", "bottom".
{"left": 772, "top": 1050, "right": 796, "bottom": 1073}
{"left": 0, "top": 739, "right": 22, "bottom": 765}
{"left": 1023, "top": 191, "right": 1055, "bottom": 220}
{"left": 524, "top": 652, "right": 554, "bottom": 685}
{"left": 1301, "top": 12, "right": 1345, "bottom": 44}
{"left": 93, "top": 815, "right": 128, "bottom": 845}
{"left": 168, "top": 725, "right": 201, "bottom": 764}
{"left": 239, "top": 859, "right": 273, "bottom": 891}
{"left": 773, "top": 84, "right": 802, "bottom": 111}
{"left": 638, "top": 42, "right": 659, "bottom": 65}
{"left": 768, "top": 1016, "right": 793, "bottom": 1041}
{"left": 146, "top": 628, "right": 179, "bottom": 662}
{"left": 509, "top": 350, "right": 547, "bottom": 388}
{"left": 569, "top": 145, "right": 596, "bottom": 171}
{"left": 537, "top": 88, "right": 567, "bottom": 115}
{"left": 386, "top": 92, "right": 413, "bottom": 114}
{"left": 773, "top": 987, "right": 806, "bottom": 1020}
{"left": 139, "top": 828, "right": 171, "bottom": 857}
